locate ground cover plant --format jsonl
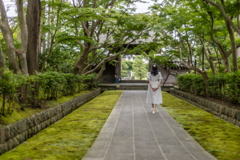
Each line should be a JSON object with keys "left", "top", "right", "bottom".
{"left": 161, "top": 92, "right": 240, "bottom": 160}
{"left": 0, "top": 90, "right": 122, "bottom": 160}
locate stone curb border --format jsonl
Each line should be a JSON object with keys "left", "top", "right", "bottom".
{"left": 0, "top": 88, "right": 101, "bottom": 155}
{"left": 170, "top": 89, "right": 240, "bottom": 127}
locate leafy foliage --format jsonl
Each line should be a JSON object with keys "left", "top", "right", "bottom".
{"left": 0, "top": 71, "right": 99, "bottom": 115}
{"left": 177, "top": 71, "right": 240, "bottom": 104}
{"left": 132, "top": 55, "right": 148, "bottom": 80}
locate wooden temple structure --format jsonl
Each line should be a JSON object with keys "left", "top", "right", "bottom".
{"left": 99, "top": 59, "right": 188, "bottom": 84}
{"left": 98, "top": 32, "right": 188, "bottom": 85}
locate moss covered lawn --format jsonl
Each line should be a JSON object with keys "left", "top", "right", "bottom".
{"left": 0, "top": 90, "right": 122, "bottom": 160}
{"left": 0, "top": 90, "right": 92, "bottom": 127}
{"left": 161, "top": 92, "right": 240, "bottom": 160}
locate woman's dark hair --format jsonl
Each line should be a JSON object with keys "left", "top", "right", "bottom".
{"left": 151, "top": 63, "right": 158, "bottom": 76}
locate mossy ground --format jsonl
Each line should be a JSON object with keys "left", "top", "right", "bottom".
{"left": 0, "top": 90, "right": 122, "bottom": 160}
{"left": 161, "top": 92, "right": 240, "bottom": 160}
{"left": 0, "top": 90, "right": 92, "bottom": 127}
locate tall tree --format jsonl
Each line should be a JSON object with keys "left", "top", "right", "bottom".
{"left": 62, "top": 0, "right": 150, "bottom": 85}
{"left": 133, "top": 55, "right": 147, "bottom": 80}
{"left": 202, "top": 0, "right": 239, "bottom": 71}
{"left": 0, "top": 0, "right": 29, "bottom": 74}
{"left": 16, "top": 0, "right": 28, "bottom": 75}
{"left": 0, "top": 40, "right": 5, "bottom": 78}
{"left": 27, "top": 0, "right": 41, "bottom": 75}
{"left": 40, "top": 0, "right": 63, "bottom": 72}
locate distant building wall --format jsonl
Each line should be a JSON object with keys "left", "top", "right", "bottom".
{"left": 159, "top": 67, "right": 188, "bottom": 84}
{"left": 152, "top": 67, "right": 188, "bottom": 84}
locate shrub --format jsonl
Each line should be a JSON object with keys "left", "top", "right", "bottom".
{"left": 0, "top": 71, "right": 99, "bottom": 115}
{"left": 0, "top": 71, "right": 20, "bottom": 114}
{"left": 177, "top": 72, "right": 240, "bottom": 105}
{"left": 192, "top": 74, "right": 205, "bottom": 96}
{"left": 177, "top": 73, "right": 195, "bottom": 93}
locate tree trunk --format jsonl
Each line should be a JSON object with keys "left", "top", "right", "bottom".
{"left": 201, "top": 71, "right": 209, "bottom": 97}
{"left": 26, "top": 0, "right": 41, "bottom": 75}
{"left": 0, "top": 0, "right": 21, "bottom": 74}
{"left": 202, "top": 46, "right": 205, "bottom": 71}
{"left": 16, "top": 0, "right": 28, "bottom": 75}
{"left": 2, "top": 94, "right": 5, "bottom": 115}
{"left": 200, "top": 38, "right": 216, "bottom": 75}
{"left": 1, "top": 25, "right": 21, "bottom": 74}
{"left": 225, "top": 20, "right": 238, "bottom": 72}
{"left": 187, "top": 57, "right": 191, "bottom": 73}
{"left": 73, "top": 45, "right": 90, "bottom": 75}
{"left": 163, "top": 73, "right": 170, "bottom": 86}
{"left": 0, "top": 41, "right": 5, "bottom": 78}
{"left": 91, "top": 62, "right": 106, "bottom": 86}
{"left": 178, "top": 45, "right": 209, "bottom": 97}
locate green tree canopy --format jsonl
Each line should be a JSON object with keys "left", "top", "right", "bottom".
{"left": 132, "top": 55, "right": 147, "bottom": 80}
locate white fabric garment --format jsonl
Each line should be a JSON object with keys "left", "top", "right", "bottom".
{"left": 146, "top": 72, "right": 163, "bottom": 104}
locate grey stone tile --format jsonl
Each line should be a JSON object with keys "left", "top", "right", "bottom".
{"left": 115, "top": 125, "right": 132, "bottom": 131}
{"left": 134, "top": 134, "right": 156, "bottom": 141}
{"left": 111, "top": 139, "right": 133, "bottom": 145}
{"left": 135, "top": 141, "right": 159, "bottom": 150}
{"left": 91, "top": 140, "right": 110, "bottom": 149}
{"left": 111, "top": 136, "right": 133, "bottom": 141}
{"left": 102, "top": 122, "right": 116, "bottom": 128}
{"left": 164, "top": 153, "right": 196, "bottom": 160}
{"left": 154, "top": 131, "right": 176, "bottom": 139}
{"left": 99, "top": 127, "right": 115, "bottom": 134}
{"left": 96, "top": 133, "right": 112, "bottom": 141}
{"left": 161, "top": 144, "right": 189, "bottom": 154}
{"left": 108, "top": 144, "right": 134, "bottom": 153}
{"left": 104, "top": 152, "right": 134, "bottom": 160}
{"left": 134, "top": 127, "right": 152, "bottom": 133}
{"left": 82, "top": 157, "right": 104, "bottom": 160}
{"left": 135, "top": 149, "right": 165, "bottom": 160}
{"left": 113, "top": 130, "right": 133, "bottom": 137}
{"left": 84, "top": 149, "right": 106, "bottom": 158}
{"left": 157, "top": 138, "right": 181, "bottom": 145}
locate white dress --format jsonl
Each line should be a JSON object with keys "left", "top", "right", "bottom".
{"left": 146, "top": 72, "right": 163, "bottom": 104}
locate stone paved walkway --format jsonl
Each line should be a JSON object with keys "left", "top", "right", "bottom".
{"left": 82, "top": 91, "right": 217, "bottom": 160}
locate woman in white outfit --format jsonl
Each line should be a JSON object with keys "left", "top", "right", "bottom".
{"left": 146, "top": 63, "right": 163, "bottom": 114}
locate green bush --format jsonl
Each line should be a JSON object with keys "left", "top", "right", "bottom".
{"left": 192, "top": 74, "right": 205, "bottom": 96}
{"left": 82, "top": 73, "right": 99, "bottom": 89}
{"left": 208, "top": 74, "right": 226, "bottom": 100}
{"left": 0, "top": 71, "right": 20, "bottom": 114}
{"left": 38, "top": 71, "right": 66, "bottom": 100}
{"left": 0, "top": 71, "right": 99, "bottom": 115}
{"left": 177, "top": 71, "right": 240, "bottom": 105}
{"left": 177, "top": 73, "right": 195, "bottom": 93}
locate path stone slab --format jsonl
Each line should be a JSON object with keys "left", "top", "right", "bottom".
{"left": 82, "top": 91, "right": 217, "bottom": 160}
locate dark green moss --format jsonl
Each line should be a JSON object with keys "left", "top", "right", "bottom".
{"left": 0, "top": 90, "right": 122, "bottom": 160}
{"left": 161, "top": 92, "right": 240, "bottom": 160}
{"left": 0, "top": 90, "right": 92, "bottom": 127}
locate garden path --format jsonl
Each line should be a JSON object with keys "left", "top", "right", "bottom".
{"left": 82, "top": 91, "right": 217, "bottom": 160}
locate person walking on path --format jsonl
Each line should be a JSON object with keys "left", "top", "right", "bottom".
{"left": 146, "top": 63, "right": 163, "bottom": 114}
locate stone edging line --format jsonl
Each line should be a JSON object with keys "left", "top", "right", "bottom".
{"left": 170, "top": 89, "right": 240, "bottom": 127}
{"left": 0, "top": 88, "right": 101, "bottom": 155}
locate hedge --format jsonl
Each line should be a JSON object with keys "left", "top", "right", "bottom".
{"left": 0, "top": 71, "right": 99, "bottom": 115}
{"left": 177, "top": 71, "right": 240, "bottom": 105}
